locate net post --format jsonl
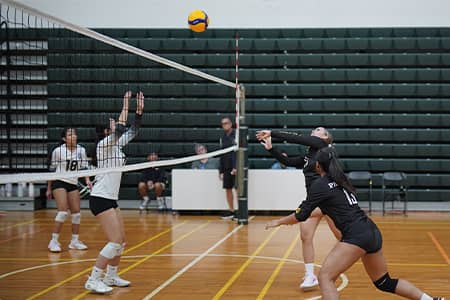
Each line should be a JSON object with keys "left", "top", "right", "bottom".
{"left": 1, "top": 20, "right": 13, "bottom": 171}
{"left": 236, "top": 84, "right": 248, "bottom": 225}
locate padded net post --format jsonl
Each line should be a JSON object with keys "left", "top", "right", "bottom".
{"left": 236, "top": 84, "right": 248, "bottom": 225}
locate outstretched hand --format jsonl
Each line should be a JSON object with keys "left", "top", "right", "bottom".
{"left": 260, "top": 137, "right": 273, "bottom": 150}
{"left": 256, "top": 130, "right": 271, "bottom": 141}
{"left": 136, "top": 91, "right": 144, "bottom": 115}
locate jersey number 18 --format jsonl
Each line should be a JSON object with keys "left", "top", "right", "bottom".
{"left": 65, "top": 160, "right": 78, "bottom": 171}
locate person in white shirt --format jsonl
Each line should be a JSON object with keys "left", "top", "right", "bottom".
{"left": 46, "top": 128, "right": 92, "bottom": 252}
{"left": 84, "top": 91, "right": 144, "bottom": 294}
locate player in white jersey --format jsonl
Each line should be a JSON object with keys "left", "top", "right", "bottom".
{"left": 85, "top": 91, "right": 144, "bottom": 294}
{"left": 46, "top": 128, "right": 92, "bottom": 252}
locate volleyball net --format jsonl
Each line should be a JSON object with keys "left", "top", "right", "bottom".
{"left": 0, "top": 0, "right": 248, "bottom": 221}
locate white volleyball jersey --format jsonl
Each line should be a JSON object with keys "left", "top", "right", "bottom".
{"left": 90, "top": 127, "right": 137, "bottom": 200}
{"left": 50, "top": 144, "right": 89, "bottom": 185}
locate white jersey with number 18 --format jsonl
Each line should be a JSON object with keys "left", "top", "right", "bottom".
{"left": 50, "top": 144, "right": 89, "bottom": 185}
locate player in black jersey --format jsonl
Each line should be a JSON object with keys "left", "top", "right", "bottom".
{"left": 266, "top": 147, "right": 444, "bottom": 300}
{"left": 257, "top": 128, "right": 340, "bottom": 290}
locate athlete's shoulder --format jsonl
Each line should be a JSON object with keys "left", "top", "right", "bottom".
{"left": 310, "top": 176, "right": 330, "bottom": 191}
{"left": 52, "top": 144, "right": 65, "bottom": 152}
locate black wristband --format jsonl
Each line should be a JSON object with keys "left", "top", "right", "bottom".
{"left": 115, "top": 123, "right": 127, "bottom": 135}
{"left": 134, "top": 113, "right": 142, "bottom": 128}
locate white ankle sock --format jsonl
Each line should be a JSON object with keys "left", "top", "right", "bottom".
{"left": 420, "top": 294, "right": 433, "bottom": 300}
{"left": 51, "top": 233, "right": 59, "bottom": 241}
{"left": 304, "top": 263, "right": 315, "bottom": 276}
{"left": 71, "top": 234, "right": 79, "bottom": 241}
{"left": 106, "top": 265, "right": 118, "bottom": 277}
{"left": 91, "top": 266, "right": 104, "bottom": 280}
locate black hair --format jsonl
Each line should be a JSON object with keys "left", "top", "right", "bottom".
{"left": 316, "top": 146, "right": 355, "bottom": 194}
{"left": 221, "top": 116, "right": 233, "bottom": 124}
{"left": 90, "top": 125, "right": 109, "bottom": 167}
{"left": 60, "top": 127, "right": 76, "bottom": 145}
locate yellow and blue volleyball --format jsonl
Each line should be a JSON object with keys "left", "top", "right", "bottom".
{"left": 188, "top": 10, "right": 209, "bottom": 32}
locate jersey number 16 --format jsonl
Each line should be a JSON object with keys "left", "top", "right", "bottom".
{"left": 343, "top": 189, "right": 358, "bottom": 205}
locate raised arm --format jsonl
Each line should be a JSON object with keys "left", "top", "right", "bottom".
{"left": 257, "top": 129, "right": 327, "bottom": 149}
{"left": 117, "top": 91, "right": 130, "bottom": 126}
{"left": 269, "top": 147, "right": 304, "bottom": 167}
{"left": 117, "top": 91, "right": 144, "bottom": 147}
{"left": 99, "top": 91, "right": 132, "bottom": 147}
{"left": 261, "top": 137, "right": 304, "bottom": 167}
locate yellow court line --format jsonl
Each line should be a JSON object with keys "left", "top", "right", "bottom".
{"left": 0, "top": 219, "right": 35, "bottom": 231}
{"left": 72, "top": 221, "right": 210, "bottom": 300}
{"left": 427, "top": 232, "right": 450, "bottom": 266}
{"left": 25, "top": 221, "right": 187, "bottom": 300}
{"left": 0, "top": 257, "right": 142, "bottom": 263}
{"left": 212, "top": 227, "right": 281, "bottom": 300}
{"left": 257, "top": 234, "right": 299, "bottom": 300}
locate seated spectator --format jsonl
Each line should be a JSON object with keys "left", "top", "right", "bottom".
{"left": 271, "top": 151, "right": 296, "bottom": 170}
{"left": 191, "top": 144, "right": 219, "bottom": 169}
{"left": 138, "top": 153, "right": 166, "bottom": 211}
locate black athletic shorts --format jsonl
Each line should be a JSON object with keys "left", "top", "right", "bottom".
{"left": 51, "top": 180, "right": 78, "bottom": 192}
{"left": 222, "top": 169, "right": 236, "bottom": 189}
{"left": 341, "top": 218, "right": 382, "bottom": 254}
{"left": 89, "top": 195, "right": 118, "bottom": 216}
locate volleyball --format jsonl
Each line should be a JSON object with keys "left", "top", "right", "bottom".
{"left": 188, "top": 10, "right": 209, "bottom": 32}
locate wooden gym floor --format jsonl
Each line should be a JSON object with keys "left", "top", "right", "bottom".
{"left": 0, "top": 210, "right": 448, "bottom": 299}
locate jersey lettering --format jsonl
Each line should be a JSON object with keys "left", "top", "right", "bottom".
{"left": 343, "top": 189, "right": 358, "bottom": 205}
{"left": 328, "top": 182, "right": 338, "bottom": 189}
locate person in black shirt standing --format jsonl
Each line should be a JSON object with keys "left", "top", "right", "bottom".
{"left": 257, "top": 127, "right": 340, "bottom": 290}
{"left": 219, "top": 117, "right": 236, "bottom": 219}
{"left": 266, "top": 147, "right": 444, "bottom": 300}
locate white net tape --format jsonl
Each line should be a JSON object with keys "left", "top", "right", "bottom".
{"left": 0, "top": 146, "right": 237, "bottom": 184}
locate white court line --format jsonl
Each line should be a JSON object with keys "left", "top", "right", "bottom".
{"left": 142, "top": 216, "right": 256, "bottom": 300}
{"left": 0, "top": 252, "right": 348, "bottom": 299}
{"left": 305, "top": 273, "right": 348, "bottom": 300}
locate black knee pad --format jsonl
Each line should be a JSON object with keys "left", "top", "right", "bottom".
{"left": 373, "top": 272, "right": 398, "bottom": 293}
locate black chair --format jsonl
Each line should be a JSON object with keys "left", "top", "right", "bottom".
{"left": 348, "top": 171, "right": 373, "bottom": 213}
{"left": 381, "top": 172, "right": 407, "bottom": 215}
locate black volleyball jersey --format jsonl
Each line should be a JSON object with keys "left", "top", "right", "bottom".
{"left": 294, "top": 175, "right": 368, "bottom": 236}
{"left": 269, "top": 130, "right": 328, "bottom": 191}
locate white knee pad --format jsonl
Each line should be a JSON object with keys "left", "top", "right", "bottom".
{"left": 100, "top": 242, "right": 122, "bottom": 259}
{"left": 71, "top": 212, "right": 81, "bottom": 224}
{"left": 55, "top": 211, "right": 68, "bottom": 223}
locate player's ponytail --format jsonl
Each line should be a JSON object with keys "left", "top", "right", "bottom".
{"left": 316, "top": 146, "right": 355, "bottom": 194}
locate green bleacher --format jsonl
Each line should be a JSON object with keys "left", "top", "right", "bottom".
{"left": 45, "top": 28, "right": 450, "bottom": 202}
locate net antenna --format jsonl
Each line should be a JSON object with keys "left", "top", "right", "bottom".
{"left": 0, "top": 0, "right": 248, "bottom": 224}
